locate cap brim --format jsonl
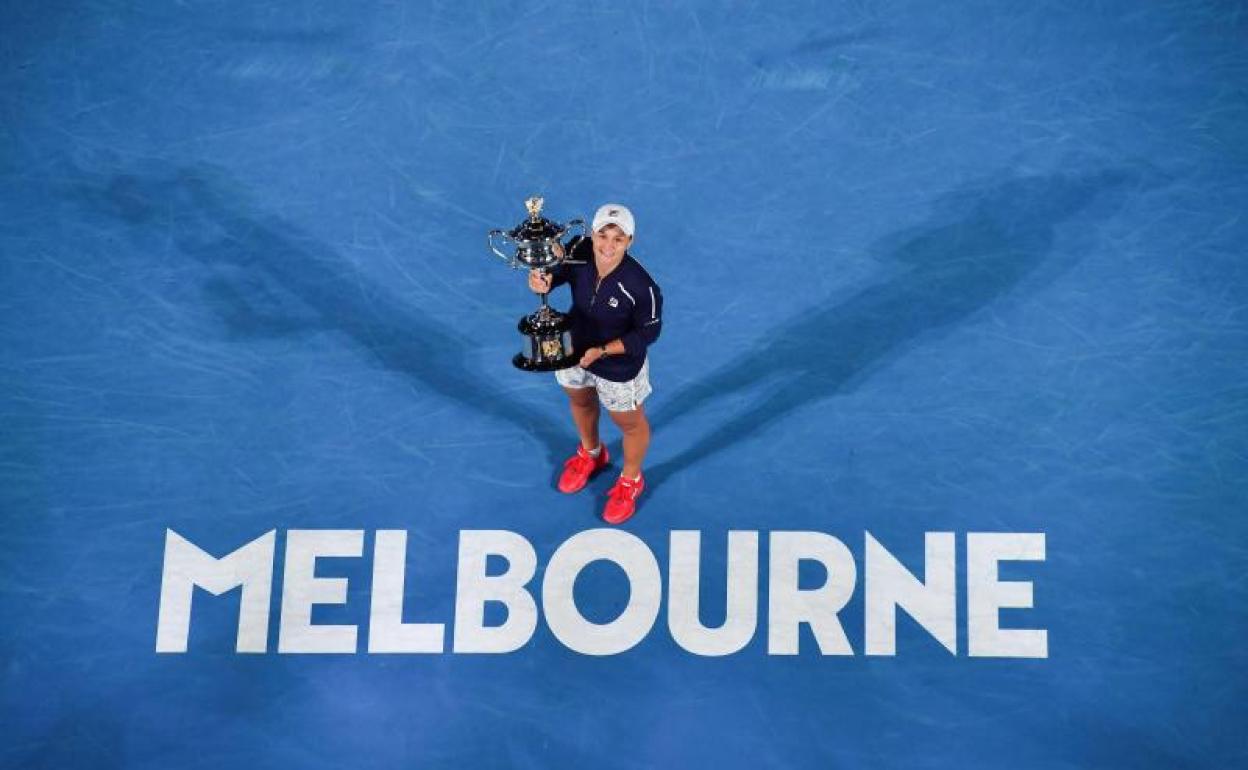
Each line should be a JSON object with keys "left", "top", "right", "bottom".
{"left": 592, "top": 218, "right": 633, "bottom": 236}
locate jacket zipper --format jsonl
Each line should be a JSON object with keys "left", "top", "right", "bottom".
{"left": 590, "top": 276, "right": 602, "bottom": 309}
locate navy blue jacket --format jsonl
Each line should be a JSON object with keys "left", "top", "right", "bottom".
{"left": 549, "top": 237, "right": 663, "bottom": 382}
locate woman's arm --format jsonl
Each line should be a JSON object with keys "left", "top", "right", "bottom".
{"left": 578, "top": 338, "right": 627, "bottom": 367}
{"left": 618, "top": 280, "right": 663, "bottom": 355}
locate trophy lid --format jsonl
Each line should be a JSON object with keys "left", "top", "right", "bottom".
{"left": 512, "top": 195, "right": 563, "bottom": 242}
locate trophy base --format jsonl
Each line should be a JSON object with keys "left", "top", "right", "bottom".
{"left": 512, "top": 353, "right": 577, "bottom": 372}
{"left": 513, "top": 306, "right": 578, "bottom": 372}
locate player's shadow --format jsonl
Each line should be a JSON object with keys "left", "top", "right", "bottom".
{"left": 60, "top": 162, "right": 1136, "bottom": 511}
{"left": 62, "top": 163, "right": 568, "bottom": 466}
{"left": 645, "top": 169, "right": 1134, "bottom": 491}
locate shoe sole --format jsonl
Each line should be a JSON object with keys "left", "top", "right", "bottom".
{"left": 603, "top": 508, "right": 636, "bottom": 525}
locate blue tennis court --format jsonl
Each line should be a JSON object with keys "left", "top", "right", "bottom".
{"left": 2, "top": 1, "right": 1245, "bottom": 767}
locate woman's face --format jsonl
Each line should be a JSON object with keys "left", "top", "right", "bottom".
{"left": 592, "top": 225, "right": 632, "bottom": 264}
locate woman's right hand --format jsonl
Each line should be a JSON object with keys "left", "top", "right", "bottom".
{"left": 528, "top": 269, "right": 552, "bottom": 294}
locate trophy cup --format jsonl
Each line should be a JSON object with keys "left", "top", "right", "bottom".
{"left": 488, "top": 196, "right": 586, "bottom": 371}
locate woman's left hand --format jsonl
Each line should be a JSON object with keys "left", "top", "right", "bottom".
{"left": 579, "top": 347, "right": 604, "bottom": 368}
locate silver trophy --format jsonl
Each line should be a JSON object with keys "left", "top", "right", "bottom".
{"left": 488, "top": 196, "right": 586, "bottom": 371}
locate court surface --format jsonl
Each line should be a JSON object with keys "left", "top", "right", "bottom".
{"left": 2, "top": 1, "right": 1246, "bottom": 767}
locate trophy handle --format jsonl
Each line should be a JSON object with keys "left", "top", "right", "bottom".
{"left": 559, "top": 218, "right": 586, "bottom": 242}
{"left": 487, "top": 229, "right": 517, "bottom": 267}
{"left": 557, "top": 219, "right": 588, "bottom": 264}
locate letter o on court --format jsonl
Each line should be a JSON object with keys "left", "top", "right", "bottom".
{"left": 542, "top": 529, "right": 662, "bottom": 656}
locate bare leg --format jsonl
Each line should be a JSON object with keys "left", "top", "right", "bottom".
{"left": 608, "top": 403, "right": 650, "bottom": 479}
{"left": 563, "top": 386, "right": 601, "bottom": 452}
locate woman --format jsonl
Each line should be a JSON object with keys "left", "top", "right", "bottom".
{"left": 528, "top": 203, "right": 663, "bottom": 524}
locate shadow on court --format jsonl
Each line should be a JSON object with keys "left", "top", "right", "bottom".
{"left": 62, "top": 162, "right": 568, "bottom": 466}
{"left": 644, "top": 169, "right": 1135, "bottom": 491}
{"left": 61, "top": 162, "right": 1136, "bottom": 509}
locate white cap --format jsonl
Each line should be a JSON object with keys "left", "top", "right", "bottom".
{"left": 592, "top": 203, "right": 635, "bottom": 237}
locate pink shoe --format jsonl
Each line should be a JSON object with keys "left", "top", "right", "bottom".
{"left": 603, "top": 474, "right": 644, "bottom": 524}
{"left": 557, "top": 445, "right": 609, "bottom": 494}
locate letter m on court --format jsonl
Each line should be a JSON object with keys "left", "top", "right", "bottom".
{"left": 156, "top": 529, "right": 275, "bottom": 653}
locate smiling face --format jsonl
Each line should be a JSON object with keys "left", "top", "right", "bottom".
{"left": 592, "top": 224, "right": 632, "bottom": 266}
